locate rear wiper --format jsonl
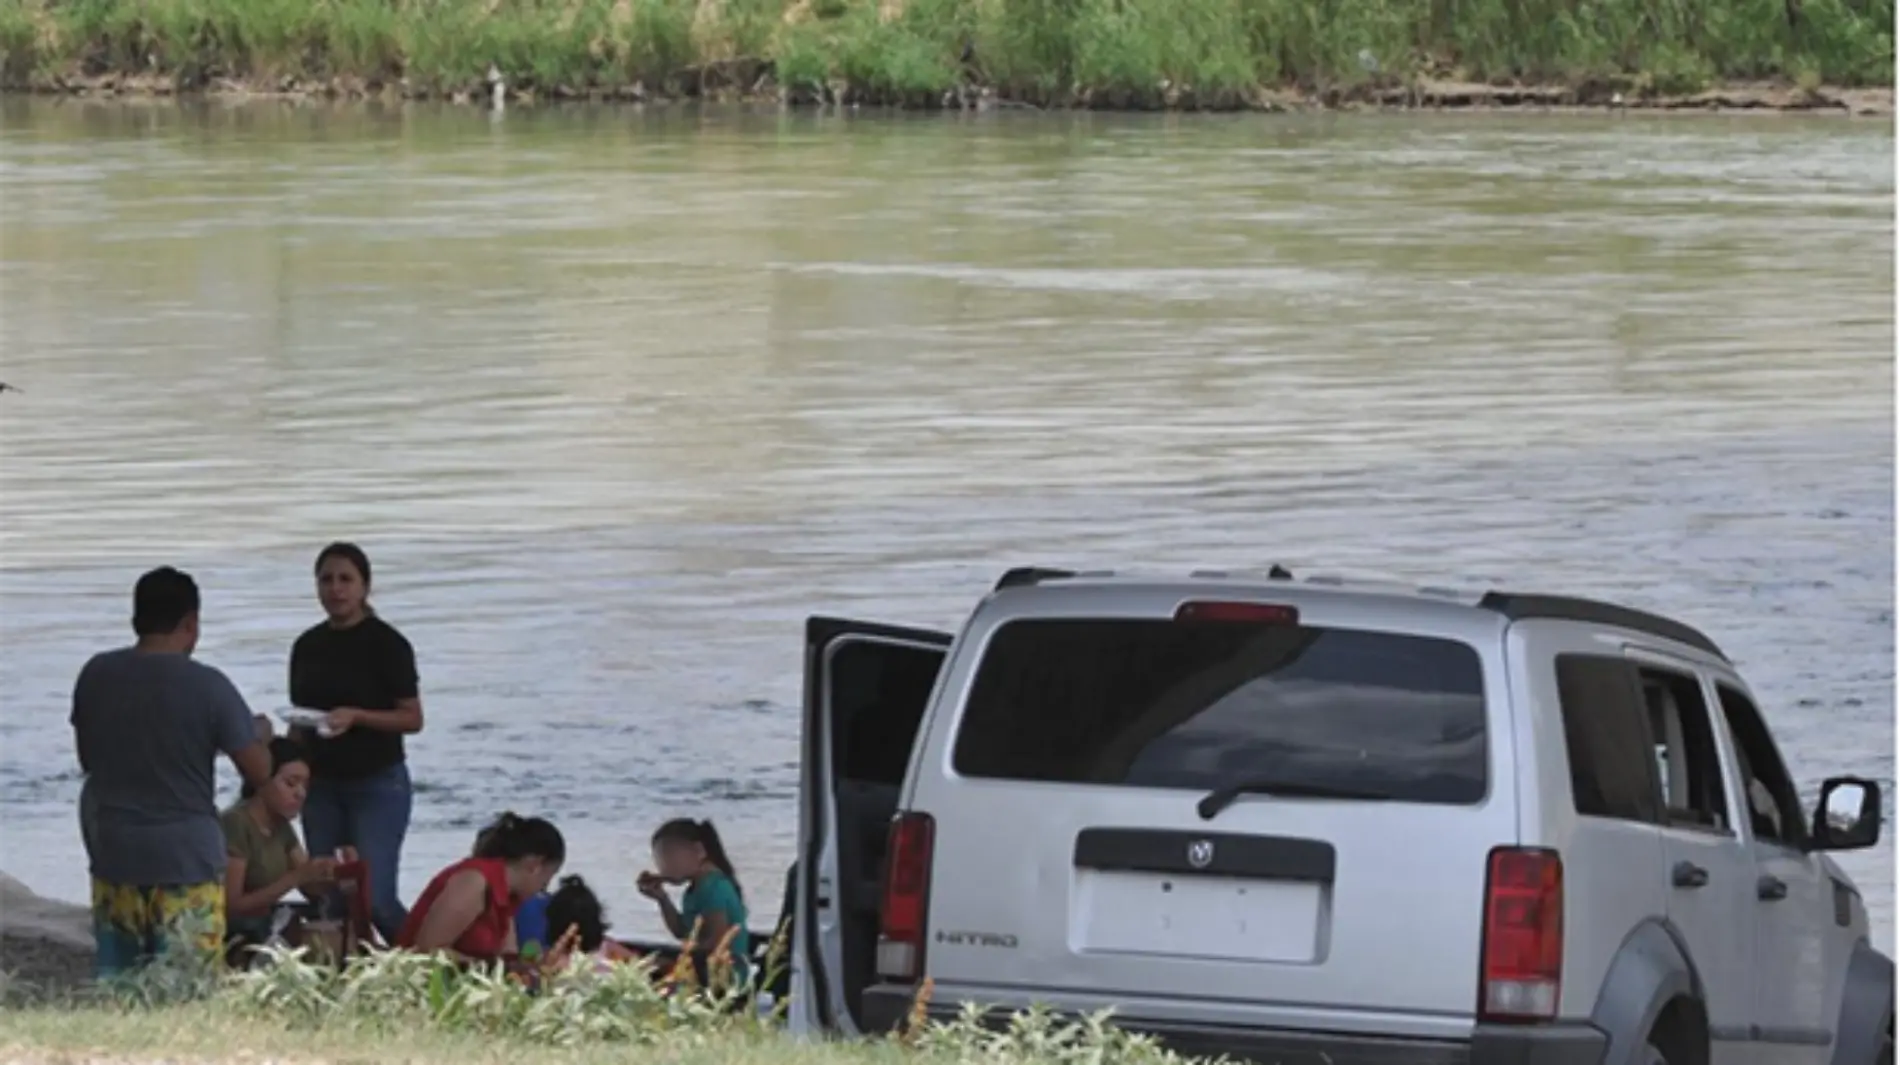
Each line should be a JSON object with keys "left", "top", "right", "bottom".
{"left": 1196, "top": 779, "right": 1396, "bottom": 821}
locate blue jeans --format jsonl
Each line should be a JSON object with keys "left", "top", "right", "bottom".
{"left": 302, "top": 762, "right": 412, "bottom": 943}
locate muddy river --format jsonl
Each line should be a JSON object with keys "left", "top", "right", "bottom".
{"left": 0, "top": 100, "right": 1891, "bottom": 947}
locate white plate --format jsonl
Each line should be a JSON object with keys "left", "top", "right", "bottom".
{"left": 278, "top": 708, "right": 336, "bottom": 737}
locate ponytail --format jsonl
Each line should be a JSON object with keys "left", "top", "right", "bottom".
{"left": 697, "top": 819, "right": 742, "bottom": 900}
{"left": 474, "top": 811, "right": 566, "bottom": 865}
{"left": 652, "top": 817, "right": 744, "bottom": 900}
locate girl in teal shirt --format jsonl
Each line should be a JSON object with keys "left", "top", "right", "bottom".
{"left": 638, "top": 818, "right": 749, "bottom": 984}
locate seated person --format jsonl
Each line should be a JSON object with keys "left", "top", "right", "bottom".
{"left": 220, "top": 738, "right": 340, "bottom": 961}
{"left": 542, "top": 875, "right": 638, "bottom": 969}
{"left": 471, "top": 812, "right": 554, "bottom": 956}
{"left": 514, "top": 890, "right": 552, "bottom": 955}
{"left": 469, "top": 819, "right": 551, "bottom": 958}
{"left": 638, "top": 818, "right": 750, "bottom": 985}
{"left": 397, "top": 812, "right": 563, "bottom": 965}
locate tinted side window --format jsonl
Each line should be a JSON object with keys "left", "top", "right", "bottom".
{"left": 1554, "top": 655, "right": 1663, "bottom": 824}
{"left": 1716, "top": 686, "right": 1807, "bottom": 849}
{"left": 829, "top": 640, "right": 945, "bottom": 786}
{"left": 1638, "top": 668, "right": 1731, "bottom": 834}
{"left": 952, "top": 619, "right": 1488, "bottom": 805}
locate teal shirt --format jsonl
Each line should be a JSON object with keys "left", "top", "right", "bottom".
{"left": 680, "top": 870, "right": 750, "bottom": 974}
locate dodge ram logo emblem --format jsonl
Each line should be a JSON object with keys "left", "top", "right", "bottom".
{"left": 1187, "top": 840, "right": 1215, "bottom": 869}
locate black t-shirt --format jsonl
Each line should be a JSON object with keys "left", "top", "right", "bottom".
{"left": 289, "top": 614, "right": 420, "bottom": 780}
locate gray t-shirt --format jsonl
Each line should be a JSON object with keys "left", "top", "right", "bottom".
{"left": 71, "top": 647, "right": 256, "bottom": 886}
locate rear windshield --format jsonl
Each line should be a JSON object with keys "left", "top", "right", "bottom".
{"left": 950, "top": 618, "right": 1488, "bottom": 804}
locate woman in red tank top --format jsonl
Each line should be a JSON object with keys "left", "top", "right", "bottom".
{"left": 396, "top": 812, "right": 564, "bottom": 962}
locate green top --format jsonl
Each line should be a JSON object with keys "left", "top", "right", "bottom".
{"left": 219, "top": 802, "right": 302, "bottom": 894}
{"left": 680, "top": 870, "right": 750, "bottom": 972}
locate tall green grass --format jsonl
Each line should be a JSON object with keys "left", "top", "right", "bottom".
{"left": 0, "top": 0, "right": 1891, "bottom": 102}
{"left": 2, "top": 943, "right": 1202, "bottom": 1065}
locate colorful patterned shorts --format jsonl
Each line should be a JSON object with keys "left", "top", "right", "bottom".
{"left": 89, "top": 878, "right": 225, "bottom": 978}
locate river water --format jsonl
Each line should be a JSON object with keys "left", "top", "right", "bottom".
{"left": 0, "top": 100, "right": 1891, "bottom": 949}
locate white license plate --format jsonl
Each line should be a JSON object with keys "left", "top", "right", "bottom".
{"left": 1070, "top": 870, "right": 1325, "bottom": 964}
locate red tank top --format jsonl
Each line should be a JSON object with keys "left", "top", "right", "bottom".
{"left": 396, "top": 857, "right": 518, "bottom": 959}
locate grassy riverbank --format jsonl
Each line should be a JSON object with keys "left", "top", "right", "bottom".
{"left": 0, "top": 1007, "right": 1175, "bottom": 1065}
{"left": 1, "top": 948, "right": 1198, "bottom": 1065}
{"left": 0, "top": 0, "right": 1891, "bottom": 110}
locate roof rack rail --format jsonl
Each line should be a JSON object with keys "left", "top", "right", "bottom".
{"left": 994, "top": 567, "right": 1076, "bottom": 591}
{"left": 1477, "top": 592, "right": 1726, "bottom": 660}
{"left": 1188, "top": 566, "right": 1293, "bottom": 580}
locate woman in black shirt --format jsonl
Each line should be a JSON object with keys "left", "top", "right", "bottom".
{"left": 290, "top": 542, "right": 423, "bottom": 943}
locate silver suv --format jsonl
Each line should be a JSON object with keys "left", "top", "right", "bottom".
{"left": 788, "top": 568, "right": 1892, "bottom": 1065}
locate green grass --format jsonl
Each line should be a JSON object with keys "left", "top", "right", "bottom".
{"left": 1, "top": 945, "right": 1200, "bottom": 1065}
{"left": 0, "top": 1005, "right": 1181, "bottom": 1065}
{"left": 0, "top": 0, "right": 1890, "bottom": 105}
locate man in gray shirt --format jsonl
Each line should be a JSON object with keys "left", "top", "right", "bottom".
{"left": 72, "top": 566, "right": 271, "bottom": 977}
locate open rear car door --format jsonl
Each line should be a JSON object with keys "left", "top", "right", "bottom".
{"left": 790, "top": 616, "right": 950, "bottom": 1035}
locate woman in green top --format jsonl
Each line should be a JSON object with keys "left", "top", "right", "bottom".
{"left": 220, "top": 739, "right": 341, "bottom": 953}
{"left": 638, "top": 818, "right": 749, "bottom": 984}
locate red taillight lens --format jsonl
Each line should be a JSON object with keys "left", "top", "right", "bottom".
{"left": 1174, "top": 601, "right": 1300, "bottom": 624}
{"left": 876, "top": 812, "right": 935, "bottom": 982}
{"left": 1479, "top": 847, "right": 1563, "bottom": 1022}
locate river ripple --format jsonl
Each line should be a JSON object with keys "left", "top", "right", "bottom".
{"left": 0, "top": 101, "right": 1891, "bottom": 948}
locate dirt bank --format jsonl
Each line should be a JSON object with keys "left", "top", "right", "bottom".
{"left": 0, "top": 874, "right": 93, "bottom": 1000}
{"left": 7, "top": 73, "right": 1893, "bottom": 116}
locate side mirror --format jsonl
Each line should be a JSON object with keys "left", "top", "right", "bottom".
{"left": 1810, "top": 776, "right": 1882, "bottom": 851}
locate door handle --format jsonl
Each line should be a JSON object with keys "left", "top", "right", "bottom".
{"left": 1757, "top": 875, "right": 1788, "bottom": 901}
{"left": 1672, "top": 861, "right": 1710, "bottom": 889}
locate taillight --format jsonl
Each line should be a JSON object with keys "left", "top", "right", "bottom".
{"left": 1174, "top": 601, "right": 1299, "bottom": 624}
{"left": 1478, "top": 847, "right": 1563, "bottom": 1022}
{"left": 876, "top": 811, "right": 935, "bottom": 982}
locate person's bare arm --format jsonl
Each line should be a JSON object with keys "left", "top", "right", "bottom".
{"left": 329, "top": 697, "right": 422, "bottom": 735}
{"left": 289, "top": 845, "right": 334, "bottom": 902}
{"left": 696, "top": 908, "right": 733, "bottom": 952}
{"left": 229, "top": 742, "right": 272, "bottom": 790}
{"left": 212, "top": 667, "right": 272, "bottom": 790}
{"left": 225, "top": 856, "right": 265, "bottom": 916}
{"left": 655, "top": 895, "right": 689, "bottom": 939}
{"left": 407, "top": 870, "right": 488, "bottom": 955}
{"left": 226, "top": 855, "right": 324, "bottom": 918}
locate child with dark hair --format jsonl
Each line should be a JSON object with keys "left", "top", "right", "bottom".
{"left": 542, "top": 876, "right": 637, "bottom": 968}
{"left": 638, "top": 818, "right": 749, "bottom": 979}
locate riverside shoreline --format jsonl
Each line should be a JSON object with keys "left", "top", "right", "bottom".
{"left": 5, "top": 76, "right": 1894, "bottom": 117}
{"left": 2, "top": 0, "right": 1891, "bottom": 116}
